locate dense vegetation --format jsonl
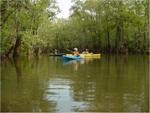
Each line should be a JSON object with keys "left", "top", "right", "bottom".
{"left": 1, "top": 0, "right": 149, "bottom": 58}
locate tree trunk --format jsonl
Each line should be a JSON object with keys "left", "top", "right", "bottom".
{"left": 6, "top": 45, "right": 14, "bottom": 57}
{"left": 106, "top": 30, "right": 110, "bottom": 53}
{"left": 13, "top": 1, "right": 21, "bottom": 58}
{"left": 98, "top": 32, "right": 101, "bottom": 52}
{"left": 13, "top": 36, "right": 21, "bottom": 57}
{"left": 115, "top": 21, "right": 122, "bottom": 53}
{"left": 34, "top": 47, "right": 39, "bottom": 56}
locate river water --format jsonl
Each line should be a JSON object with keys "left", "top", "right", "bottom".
{"left": 1, "top": 55, "right": 149, "bottom": 112}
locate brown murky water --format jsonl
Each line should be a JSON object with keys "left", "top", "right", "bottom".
{"left": 1, "top": 55, "right": 149, "bottom": 112}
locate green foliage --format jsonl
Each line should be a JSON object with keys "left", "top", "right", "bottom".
{"left": 1, "top": 0, "right": 149, "bottom": 56}
{"left": 1, "top": 0, "right": 59, "bottom": 55}
{"left": 47, "top": 0, "right": 149, "bottom": 54}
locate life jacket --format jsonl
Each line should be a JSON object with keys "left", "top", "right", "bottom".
{"left": 73, "top": 51, "right": 79, "bottom": 56}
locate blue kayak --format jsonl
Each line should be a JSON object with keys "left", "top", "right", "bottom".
{"left": 62, "top": 55, "right": 81, "bottom": 60}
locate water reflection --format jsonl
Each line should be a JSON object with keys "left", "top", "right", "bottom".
{"left": 44, "top": 78, "right": 93, "bottom": 112}
{"left": 63, "top": 59, "right": 97, "bottom": 71}
{"left": 13, "top": 57, "right": 22, "bottom": 84}
{"left": 1, "top": 55, "right": 149, "bottom": 112}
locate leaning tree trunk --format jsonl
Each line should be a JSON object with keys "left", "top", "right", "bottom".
{"left": 13, "top": 36, "right": 21, "bottom": 57}
{"left": 5, "top": 45, "right": 14, "bottom": 57}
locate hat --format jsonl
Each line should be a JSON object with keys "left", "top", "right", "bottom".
{"left": 74, "top": 48, "right": 78, "bottom": 51}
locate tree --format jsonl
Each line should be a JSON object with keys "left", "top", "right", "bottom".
{"left": 0, "top": 0, "right": 59, "bottom": 58}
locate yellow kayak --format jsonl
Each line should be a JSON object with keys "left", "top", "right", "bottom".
{"left": 66, "top": 53, "right": 101, "bottom": 59}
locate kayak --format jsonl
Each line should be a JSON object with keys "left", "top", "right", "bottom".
{"left": 80, "top": 53, "right": 101, "bottom": 58}
{"left": 62, "top": 55, "right": 81, "bottom": 60}
{"left": 66, "top": 53, "right": 101, "bottom": 59}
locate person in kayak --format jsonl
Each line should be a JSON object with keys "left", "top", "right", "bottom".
{"left": 54, "top": 49, "right": 58, "bottom": 55}
{"left": 82, "top": 49, "right": 89, "bottom": 54}
{"left": 73, "top": 48, "right": 80, "bottom": 56}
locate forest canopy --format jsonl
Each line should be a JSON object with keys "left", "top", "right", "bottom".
{"left": 0, "top": 0, "right": 149, "bottom": 58}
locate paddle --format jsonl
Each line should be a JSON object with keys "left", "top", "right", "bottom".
{"left": 66, "top": 49, "right": 73, "bottom": 53}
